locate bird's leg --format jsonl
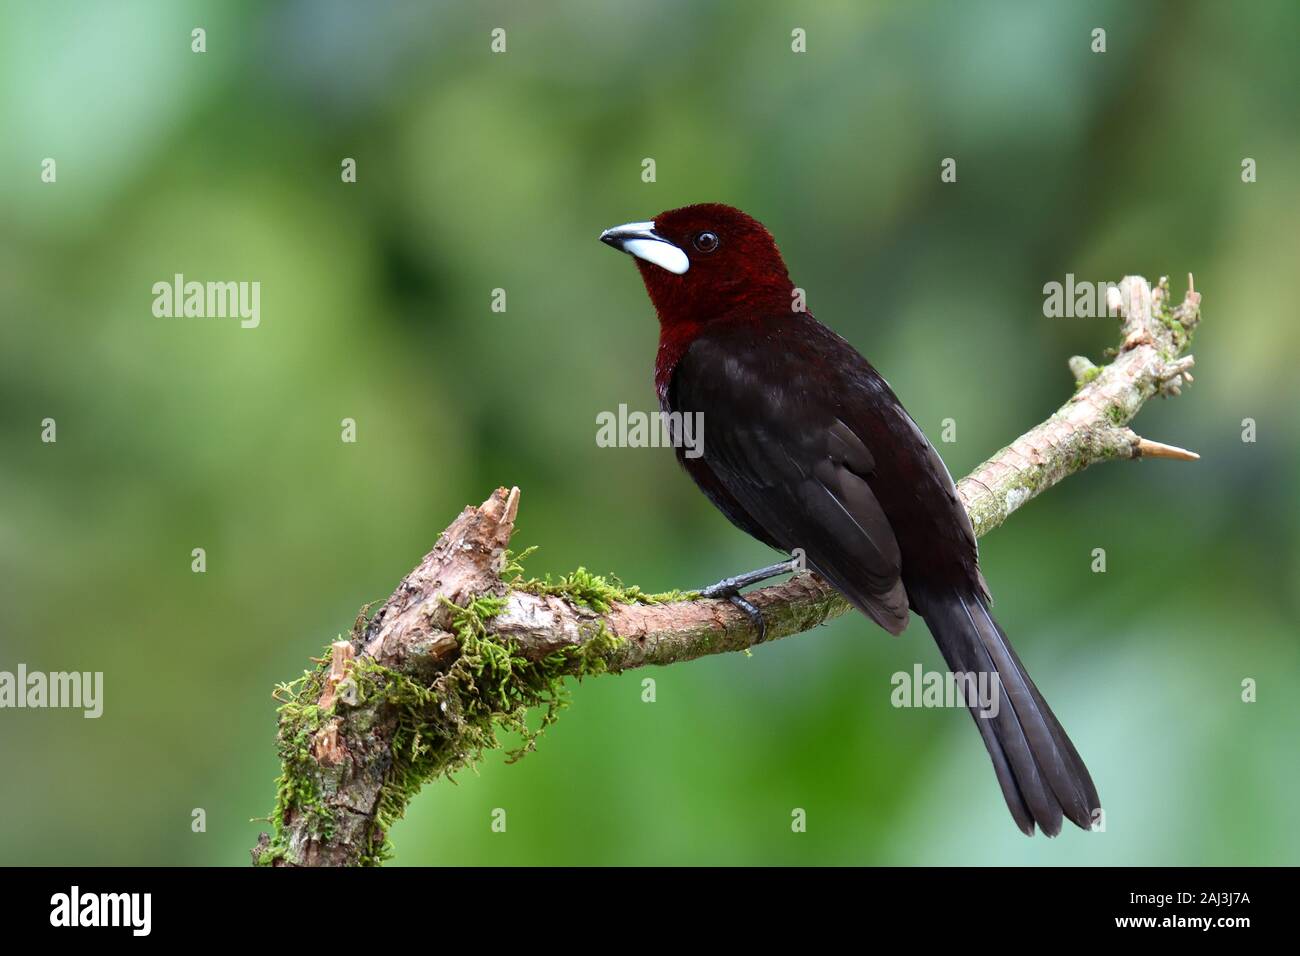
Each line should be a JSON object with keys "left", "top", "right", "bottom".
{"left": 698, "top": 557, "right": 803, "bottom": 644}
{"left": 699, "top": 558, "right": 803, "bottom": 597}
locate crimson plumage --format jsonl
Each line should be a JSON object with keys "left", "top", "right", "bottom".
{"left": 601, "top": 203, "right": 1100, "bottom": 835}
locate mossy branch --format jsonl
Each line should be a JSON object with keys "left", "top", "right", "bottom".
{"left": 253, "top": 274, "right": 1200, "bottom": 867}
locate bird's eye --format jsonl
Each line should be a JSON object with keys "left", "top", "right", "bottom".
{"left": 693, "top": 231, "right": 720, "bottom": 253}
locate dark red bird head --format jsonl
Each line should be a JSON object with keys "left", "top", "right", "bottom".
{"left": 600, "top": 203, "right": 796, "bottom": 329}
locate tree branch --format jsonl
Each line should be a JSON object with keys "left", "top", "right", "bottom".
{"left": 253, "top": 275, "right": 1200, "bottom": 866}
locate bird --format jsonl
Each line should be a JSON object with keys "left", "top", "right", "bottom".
{"left": 599, "top": 203, "right": 1100, "bottom": 836}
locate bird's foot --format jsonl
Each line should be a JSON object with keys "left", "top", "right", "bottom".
{"left": 698, "top": 557, "right": 803, "bottom": 645}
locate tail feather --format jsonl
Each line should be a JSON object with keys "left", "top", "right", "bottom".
{"left": 916, "top": 588, "right": 1100, "bottom": 836}
{"left": 971, "top": 596, "right": 1099, "bottom": 828}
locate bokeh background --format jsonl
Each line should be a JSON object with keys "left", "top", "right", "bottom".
{"left": 1, "top": 0, "right": 1296, "bottom": 866}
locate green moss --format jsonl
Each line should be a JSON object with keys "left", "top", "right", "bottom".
{"left": 255, "top": 845, "right": 287, "bottom": 866}
{"left": 358, "top": 594, "right": 622, "bottom": 864}
{"left": 254, "top": 654, "right": 339, "bottom": 866}
{"left": 1159, "top": 312, "right": 1194, "bottom": 358}
{"left": 1074, "top": 365, "right": 1103, "bottom": 389}
{"left": 260, "top": 587, "right": 626, "bottom": 867}
{"left": 1148, "top": 283, "right": 1198, "bottom": 359}
{"left": 505, "top": 550, "right": 696, "bottom": 611}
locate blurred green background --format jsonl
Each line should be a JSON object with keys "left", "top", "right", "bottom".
{"left": 1, "top": 0, "right": 1296, "bottom": 866}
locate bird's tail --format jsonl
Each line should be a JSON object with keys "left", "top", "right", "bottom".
{"left": 914, "top": 587, "right": 1100, "bottom": 836}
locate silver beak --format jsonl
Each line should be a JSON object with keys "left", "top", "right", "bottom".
{"left": 599, "top": 220, "right": 690, "bottom": 275}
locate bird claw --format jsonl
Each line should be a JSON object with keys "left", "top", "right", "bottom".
{"left": 728, "top": 593, "right": 768, "bottom": 644}
{"left": 700, "top": 584, "right": 768, "bottom": 643}
{"left": 698, "top": 557, "right": 801, "bottom": 645}
{"left": 699, "top": 578, "right": 742, "bottom": 600}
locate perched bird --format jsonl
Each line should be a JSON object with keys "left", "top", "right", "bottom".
{"left": 600, "top": 203, "right": 1099, "bottom": 835}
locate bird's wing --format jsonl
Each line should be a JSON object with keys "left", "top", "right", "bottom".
{"left": 671, "top": 327, "right": 910, "bottom": 634}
